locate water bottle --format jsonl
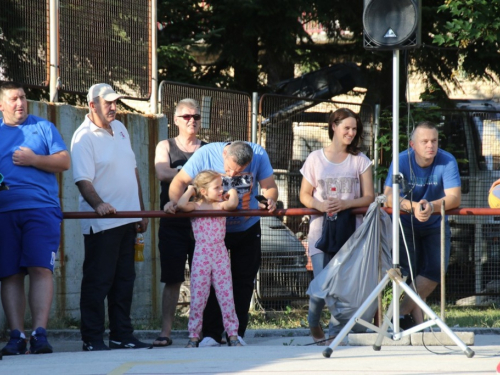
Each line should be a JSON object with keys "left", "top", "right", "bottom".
{"left": 134, "top": 233, "right": 145, "bottom": 262}
{"left": 327, "top": 182, "right": 338, "bottom": 221}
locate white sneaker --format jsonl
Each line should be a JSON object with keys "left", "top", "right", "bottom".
{"left": 237, "top": 336, "right": 247, "bottom": 346}
{"left": 198, "top": 337, "right": 221, "bottom": 347}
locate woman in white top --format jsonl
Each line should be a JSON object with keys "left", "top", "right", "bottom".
{"left": 299, "top": 108, "right": 375, "bottom": 344}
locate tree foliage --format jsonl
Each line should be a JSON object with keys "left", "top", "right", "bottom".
{"left": 434, "top": 0, "right": 500, "bottom": 78}
{"left": 157, "top": 0, "right": 500, "bottom": 108}
{"left": 1, "top": 1, "right": 496, "bottom": 106}
{"left": 157, "top": 0, "right": 365, "bottom": 92}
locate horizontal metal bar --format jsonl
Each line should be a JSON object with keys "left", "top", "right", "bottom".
{"left": 62, "top": 206, "right": 500, "bottom": 219}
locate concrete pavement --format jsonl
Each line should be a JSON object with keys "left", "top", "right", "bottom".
{"left": 1, "top": 329, "right": 499, "bottom": 375}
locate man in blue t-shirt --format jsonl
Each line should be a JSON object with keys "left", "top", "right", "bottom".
{"left": 0, "top": 81, "right": 71, "bottom": 355}
{"left": 384, "top": 121, "right": 461, "bottom": 329}
{"left": 167, "top": 141, "right": 278, "bottom": 346}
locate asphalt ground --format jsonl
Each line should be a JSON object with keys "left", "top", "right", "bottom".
{"left": 1, "top": 328, "right": 499, "bottom": 375}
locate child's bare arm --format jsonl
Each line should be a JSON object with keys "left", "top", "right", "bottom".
{"left": 177, "top": 185, "right": 198, "bottom": 212}
{"left": 220, "top": 188, "right": 239, "bottom": 210}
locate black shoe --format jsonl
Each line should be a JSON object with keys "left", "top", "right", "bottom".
{"left": 83, "top": 340, "right": 111, "bottom": 351}
{"left": 109, "top": 337, "right": 152, "bottom": 349}
{"left": 399, "top": 314, "right": 416, "bottom": 330}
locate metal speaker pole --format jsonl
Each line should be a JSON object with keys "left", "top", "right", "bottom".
{"left": 321, "top": 50, "right": 474, "bottom": 359}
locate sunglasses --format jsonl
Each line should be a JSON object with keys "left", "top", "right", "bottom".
{"left": 177, "top": 114, "right": 201, "bottom": 121}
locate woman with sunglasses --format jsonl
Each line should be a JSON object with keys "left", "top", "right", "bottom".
{"left": 153, "top": 98, "right": 207, "bottom": 348}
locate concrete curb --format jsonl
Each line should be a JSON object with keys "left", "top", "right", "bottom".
{"left": 44, "top": 327, "right": 500, "bottom": 340}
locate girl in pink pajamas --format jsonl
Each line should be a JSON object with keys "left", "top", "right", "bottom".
{"left": 177, "top": 170, "right": 242, "bottom": 348}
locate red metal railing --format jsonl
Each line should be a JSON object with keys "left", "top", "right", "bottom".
{"left": 62, "top": 207, "right": 500, "bottom": 219}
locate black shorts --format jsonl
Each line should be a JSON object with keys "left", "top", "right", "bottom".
{"left": 158, "top": 218, "right": 195, "bottom": 285}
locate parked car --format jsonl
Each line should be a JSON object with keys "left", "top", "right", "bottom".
{"left": 430, "top": 102, "right": 500, "bottom": 303}
{"left": 256, "top": 216, "right": 311, "bottom": 308}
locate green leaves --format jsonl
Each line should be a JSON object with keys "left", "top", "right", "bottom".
{"left": 435, "top": 0, "right": 500, "bottom": 47}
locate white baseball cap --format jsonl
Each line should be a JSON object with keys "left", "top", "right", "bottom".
{"left": 87, "top": 83, "right": 122, "bottom": 104}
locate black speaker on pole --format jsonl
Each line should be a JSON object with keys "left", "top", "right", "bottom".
{"left": 363, "top": 0, "right": 421, "bottom": 50}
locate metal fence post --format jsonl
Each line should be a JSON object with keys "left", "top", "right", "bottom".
{"left": 49, "top": 0, "right": 59, "bottom": 102}
{"left": 150, "top": 0, "right": 158, "bottom": 114}
{"left": 441, "top": 200, "right": 446, "bottom": 321}
{"left": 373, "top": 104, "right": 380, "bottom": 193}
{"left": 252, "top": 92, "right": 258, "bottom": 144}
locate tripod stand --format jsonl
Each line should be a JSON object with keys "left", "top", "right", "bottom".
{"left": 322, "top": 50, "right": 474, "bottom": 359}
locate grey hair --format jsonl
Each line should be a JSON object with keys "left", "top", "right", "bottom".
{"left": 89, "top": 96, "right": 101, "bottom": 113}
{"left": 411, "top": 121, "right": 438, "bottom": 141}
{"left": 226, "top": 141, "right": 253, "bottom": 166}
{"left": 175, "top": 98, "right": 200, "bottom": 115}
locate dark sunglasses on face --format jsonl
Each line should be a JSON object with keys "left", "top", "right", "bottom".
{"left": 177, "top": 114, "right": 201, "bottom": 121}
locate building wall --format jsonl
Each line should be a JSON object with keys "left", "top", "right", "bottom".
{"left": 407, "top": 72, "right": 500, "bottom": 103}
{"left": 0, "top": 102, "right": 168, "bottom": 330}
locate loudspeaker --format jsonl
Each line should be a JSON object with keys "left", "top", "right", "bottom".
{"left": 363, "top": 0, "right": 421, "bottom": 50}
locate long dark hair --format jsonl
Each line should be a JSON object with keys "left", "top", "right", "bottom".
{"left": 328, "top": 108, "right": 363, "bottom": 155}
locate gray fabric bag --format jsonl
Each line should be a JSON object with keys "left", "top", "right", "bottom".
{"left": 307, "top": 196, "right": 392, "bottom": 332}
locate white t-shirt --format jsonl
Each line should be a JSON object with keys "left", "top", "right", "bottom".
{"left": 300, "top": 149, "right": 372, "bottom": 257}
{"left": 71, "top": 115, "right": 140, "bottom": 234}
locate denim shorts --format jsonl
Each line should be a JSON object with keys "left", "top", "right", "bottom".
{"left": 0, "top": 207, "right": 62, "bottom": 278}
{"left": 399, "top": 221, "right": 451, "bottom": 283}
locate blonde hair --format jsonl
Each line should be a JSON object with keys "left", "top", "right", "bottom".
{"left": 192, "top": 170, "right": 222, "bottom": 201}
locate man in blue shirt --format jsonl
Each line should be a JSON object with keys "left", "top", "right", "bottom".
{"left": 384, "top": 121, "right": 461, "bottom": 328}
{"left": 0, "top": 81, "right": 70, "bottom": 355}
{"left": 166, "top": 141, "right": 278, "bottom": 346}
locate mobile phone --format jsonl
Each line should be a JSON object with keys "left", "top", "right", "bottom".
{"left": 255, "top": 195, "right": 269, "bottom": 209}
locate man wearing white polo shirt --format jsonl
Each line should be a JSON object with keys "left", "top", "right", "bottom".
{"left": 71, "top": 83, "right": 149, "bottom": 352}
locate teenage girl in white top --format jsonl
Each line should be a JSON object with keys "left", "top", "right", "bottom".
{"left": 299, "top": 108, "right": 375, "bottom": 344}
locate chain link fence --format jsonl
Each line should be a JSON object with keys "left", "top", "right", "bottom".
{"left": 160, "top": 92, "right": 500, "bottom": 310}
{"left": 422, "top": 107, "right": 500, "bottom": 306}
{"left": 159, "top": 81, "right": 252, "bottom": 142}
{"left": 0, "top": 0, "right": 49, "bottom": 88}
{"left": 58, "top": 0, "right": 151, "bottom": 98}
{"left": 3, "top": 17, "right": 500, "bottom": 311}
{"left": 1, "top": 0, "right": 151, "bottom": 98}
{"left": 256, "top": 94, "right": 374, "bottom": 309}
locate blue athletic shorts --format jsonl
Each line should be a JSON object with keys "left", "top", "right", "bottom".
{"left": 399, "top": 221, "right": 451, "bottom": 283}
{"left": 0, "top": 207, "right": 62, "bottom": 278}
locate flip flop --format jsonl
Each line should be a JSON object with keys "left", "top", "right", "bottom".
{"left": 153, "top": 337, "right": 173, "bottom": 347}
{"left": 310, "top": 326, "right": 327, "bottom": 346}
{"left": 313, "top": 336, "right": 328, "bottom": 346}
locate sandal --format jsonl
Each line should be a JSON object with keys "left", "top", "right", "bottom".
{"left": 152, "top": 336, "right": 172, "bottom": 347}
{"left": 310, "top": 326, "right": 327, "bottom": 346}
{"left": 228, "top": 339, "right": 242, "bottom": 347}
{"left": 185, "top": 339, "right": 199, "bottom": 348}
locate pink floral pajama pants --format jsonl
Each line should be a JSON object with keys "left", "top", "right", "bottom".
{"left": 188, "top": 217, "right": 239, "bottom": 339}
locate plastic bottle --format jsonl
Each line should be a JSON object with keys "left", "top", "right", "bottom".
{"left": 327, "top": 182, "right": 338, "bottom": 221}
{"left": 134, "top": 233, "right": 145, "bottom": 262}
